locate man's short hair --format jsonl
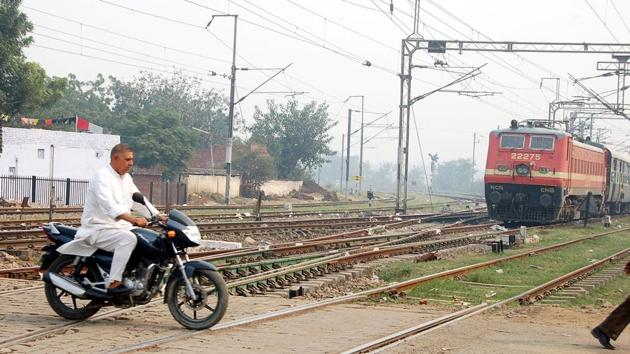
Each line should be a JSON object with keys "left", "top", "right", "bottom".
{"left": 110, "top": 143, "right": 134, "bottom": 159}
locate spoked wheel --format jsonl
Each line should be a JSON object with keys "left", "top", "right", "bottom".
{"left": 44, "top": 255, "right": 102, "bottom": 320}
{"left": 166, "top": 269, "right": 228, "bottom": 329}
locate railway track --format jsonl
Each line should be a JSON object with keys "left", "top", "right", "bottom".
{"left": 0, "top": 214, "right": 491, "bottom": 348}
{"left": 0, "top": 210, "right": 487, "bottom": 253}
{"left": 98, "top": 226, "right": 630, "bottom": 354}
{"left": 342, "top": 246, "right": 630, "bottom": 353}
{"left": 0, "top": 211, "right": 488, "bottom": 280}
{"left": 1, "top": 218, "right": 621, "bottom": 352}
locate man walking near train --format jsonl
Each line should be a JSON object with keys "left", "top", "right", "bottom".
{"left": 592, "top": 260, "right": 630, "bottom": 350}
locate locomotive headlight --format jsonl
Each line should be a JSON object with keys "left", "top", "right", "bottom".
{"left": 540, "top": 193, "right": 553, "bottom": 208}
{"left": 497, "top": 165, "right": 509, "bottom": 172}
{"left": 539, "top": 167, "right": 549, "bottom": 174}
{"left": 489, "top": 191, "right": 502, "bottom": 204}
{"left": 516, "top": 164, "right": 530, "bottom": 176}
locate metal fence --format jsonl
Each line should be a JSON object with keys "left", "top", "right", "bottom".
{"left": 0, "top": 175, "right": 89, "bottom": 206}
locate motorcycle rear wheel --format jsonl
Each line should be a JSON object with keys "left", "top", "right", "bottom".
{"left": 44, "top": 255, "right": 102, "bottom": 320}
{"left": 166, "top": 269, "right": 228, "bottom": 330}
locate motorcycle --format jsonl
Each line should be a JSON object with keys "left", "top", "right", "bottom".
{"left": 40, "top": 192, "right": 228, "bottom": 330}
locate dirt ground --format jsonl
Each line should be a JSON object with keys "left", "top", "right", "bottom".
{"left": 388, "top": 305, "right": 630, "bottom": 354}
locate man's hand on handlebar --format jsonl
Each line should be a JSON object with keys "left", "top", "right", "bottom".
{"left": 134, "top": 217, "right": 148, "bottom": 227}
{"left": 158, "top": 214, "right": 168, "bottom": 222}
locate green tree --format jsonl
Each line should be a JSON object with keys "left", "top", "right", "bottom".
{"left": 250, "top": 99, "right": 336, "bottom": 179}
{"left": 111, "top": 108, "right": 199, "bottom": 178}
{"left": 432, "top": 158, "right": 482, "bottom": 194}
{"left": 108, "top": 72, "right": 229, "bottom": 143}
{"left": 28, "top": 73, "right": 113, "bottom": 125}
{"left": 0, "top": 0, "right": 67, "bottom": 115}
{"left": 233, "top": 144, "right": 276, "bottom": 197}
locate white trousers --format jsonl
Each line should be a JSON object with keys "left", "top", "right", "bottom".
{"left": 87, "top": 228, "right": 137, "bottom": 282}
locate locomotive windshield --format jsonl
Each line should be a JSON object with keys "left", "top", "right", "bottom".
{"left": 530, "top": 135, "right": 554, "bottom": 150}
{"left": 500, "top": 134, "right": 524, "bottom": 149}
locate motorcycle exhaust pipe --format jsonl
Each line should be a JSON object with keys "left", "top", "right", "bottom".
{"left": 43, "top": 272, "right": 87, "bottom": 297}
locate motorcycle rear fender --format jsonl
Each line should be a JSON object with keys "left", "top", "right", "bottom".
{"left": 163, "top": 260, "right": 218, "bottom": 303}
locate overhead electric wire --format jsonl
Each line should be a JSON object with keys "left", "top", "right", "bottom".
{"left": 232, "top": 0, "right": 367, "bottom": 64}
{"left": 610, "top": 0, "right": 630, "bottom": 36}
{"left": 423, "top": 0, "right": 568, "bottom": 85}
{"left": 30, "top": 43, "right": 229, "bottom": 87}
{"left": 584, "top": 0, "right": 620, "bottom": 42}
{"left": 400, "top": 0, "right": 566, "bottom": 105}
{"left": 388, "top": 1, "right": 548, "bottom": 116}
{"left": 32, "top": 30, "right": 228, "bottom": 79}
{"left": 26, "top": 3, "right": 353, "bottom": 109}
{"left": 22, "top": 5, "right": 230, "bottom": 65}
{"left": 182, "top": 0, "right": 367, "bottom": 65}
{"left": 284, "top": 0, "right": 401, "bottom": 54}
{"left": 339, "top": 0, "right": 383, "bottom": 13}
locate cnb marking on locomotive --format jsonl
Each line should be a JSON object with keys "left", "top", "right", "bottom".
{"left": 540, "top": 187, "right": 555, "bottom": 193}
{"left": 490, "top": 185, "right": 504, "bottom": 191}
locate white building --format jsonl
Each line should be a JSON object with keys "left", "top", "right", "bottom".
{"left": 0, "top": 127, "right": 120, "bottom": 180}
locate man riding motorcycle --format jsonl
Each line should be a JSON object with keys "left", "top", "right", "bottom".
{"left": 57, "top": 143, "right": 160, "bottom": 293}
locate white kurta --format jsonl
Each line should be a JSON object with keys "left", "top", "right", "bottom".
{"left": 57, "top": 165, "right": 159, "bottom": 257}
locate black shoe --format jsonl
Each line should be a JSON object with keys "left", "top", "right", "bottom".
{"left": 592, "top": 327, "right": 615, "bottom": 350}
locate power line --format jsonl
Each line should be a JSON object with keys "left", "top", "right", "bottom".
{"left": 371, "top": 2, "right": 540, "bottom": 117}
{"left": 388, "top": 1, "right": 551, "bottom": 115}
{"left": 285, "top": 0, "right": 401, "bottom": 54}
{"left": 31, "top": 43, "right": 227, "bottom": 86}
{"left": 584, "top": 0, "right": 620, "bottom": 42}
{"left": 22, "top": 5, "right": 230, "bottom": 65}
{"left": 609, "top": 0, "right": 630, "bottom": 36}
{"left": 182, "top": 0, "right": 367, "bottom": 65}
{"left": 32, "top": 29, "right": 229, "bottom": 79}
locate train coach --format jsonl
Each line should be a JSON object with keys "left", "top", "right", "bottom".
{"left": 484, "top": 120, "right": 630, "bottom": 223}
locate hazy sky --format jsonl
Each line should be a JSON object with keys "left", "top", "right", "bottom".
{"left": 20, "top": 0, "right": 630, "bottom": 171}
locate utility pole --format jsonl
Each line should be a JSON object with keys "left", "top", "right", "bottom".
{"left": 207, "top": 14, "right": 238, "bottom": 205}
{"left": 471, "top": 132, "right": 477, "bottom": 185}
{"left": 345, "top": 95, "right": 365, "bottom": 193}
{"left": 339, "top": 133, "right": 345, "bottom": 195}
{"left": 346, "top": 109, "right": 352, "bottom": 197}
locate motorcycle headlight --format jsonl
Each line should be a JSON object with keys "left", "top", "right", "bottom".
{"left": 182, "top": 226, "right": 202, "bottom": 245}
{"left": 516, "top": 164, "right": 530, "bottom": 176}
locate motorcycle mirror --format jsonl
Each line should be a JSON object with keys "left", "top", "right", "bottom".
{"left": 132, "top": 192, "right": 146, "bottom": 205}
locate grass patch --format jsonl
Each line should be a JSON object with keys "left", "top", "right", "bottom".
{"left": 376, "top": 218, "right": 630, "bottom": 307}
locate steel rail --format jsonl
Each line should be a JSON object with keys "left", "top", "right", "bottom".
{"left": 341, "top": 248, "right": 630, "bottom": 354}
{"left": 105, "top": 226, "right": 630, "bottom": 354}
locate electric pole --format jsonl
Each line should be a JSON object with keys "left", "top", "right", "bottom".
{"left": 345, "top": 95, "right": 365, "bottom": 193}
{"left": 207, "top": 14, "right": 238, "bottom": 205}
{"left": 340, "top": 133, "right": 345, "bottom": 195}
{"left": 346, "top": 109, "right": 352, "bottom": 197}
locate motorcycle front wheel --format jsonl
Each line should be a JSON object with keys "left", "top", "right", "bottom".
{"left": 44, "top": 255, "right": 102, "bottom": 320}
{"left": 166, "top": 269, "right": 228, "bottom": 330}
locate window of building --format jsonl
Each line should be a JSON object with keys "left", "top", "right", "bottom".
{"left": 37, "top": 148, "right": 45, "bottom": 159}
{"left": 500, "top": 134, "right": 525, "bottom": 149}
{"left": 530, "top": 135, "right": 555, "bottom": 150}
{"left": 9, "top": 167, "right": 16, "bottom": 175}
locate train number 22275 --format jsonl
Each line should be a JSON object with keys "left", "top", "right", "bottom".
{"left": 510, "top": 152, "right": 541, "bottom": 161}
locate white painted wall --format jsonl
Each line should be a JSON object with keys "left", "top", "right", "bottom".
{"left": 261, "top": 180, "right": 303, "bottom": 196}
{"left": 0, "top": 127, "right": 120, "bottom": 180}
{"left": 186, "top": 174, "right": 241, "bottom": 198}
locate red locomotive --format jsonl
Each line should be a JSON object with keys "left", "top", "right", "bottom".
{"left": 484, "top": 120, "right": 630, "bottom": 223}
